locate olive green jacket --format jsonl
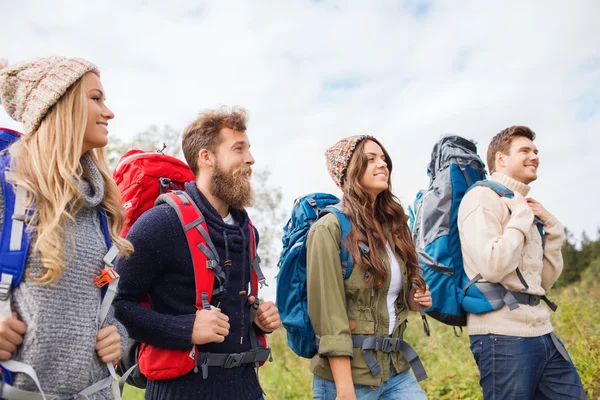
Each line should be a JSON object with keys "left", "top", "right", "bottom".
{"left": 306, "top": 213, "right": 411, "bottom": 386}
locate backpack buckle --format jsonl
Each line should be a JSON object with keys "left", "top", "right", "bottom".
{"left": 159, "top": 177, "right": 172, "bottom": 188}
{"left": 379, "top": 338, "right": 392, "bottom": 352}
{"left": 0, "top": 274, "right": 13, "bottom": 301}
{"left": 206, "top": 260, "right": 219, "bottom": 270}
{"left": 94, "top": 269, "right": 119, "bottom": 288}
{"left": 223, "top": 353, "right": 244, "bottom": 368}
{"left": 529, "top": 295, "right": 541, "bottom": 307}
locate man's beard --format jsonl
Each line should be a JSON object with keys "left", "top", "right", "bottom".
{"left": 211, "top": 162, "right": 254, "bottom": 210}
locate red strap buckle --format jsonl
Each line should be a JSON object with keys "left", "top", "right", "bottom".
{"left": 94, "top": 269, "right": 118, "bottom": 288}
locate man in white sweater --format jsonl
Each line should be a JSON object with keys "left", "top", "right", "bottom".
{"left": 458, "top": 126, "right": 586, "bottom": 399}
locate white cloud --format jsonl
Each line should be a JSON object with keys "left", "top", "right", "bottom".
{"left": 2, "top": 0, "right": 599, "bottom": 261}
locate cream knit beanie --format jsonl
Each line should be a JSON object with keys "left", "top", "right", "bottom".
{"left": 0, "top": 56, "right": 99, "bottom": 135}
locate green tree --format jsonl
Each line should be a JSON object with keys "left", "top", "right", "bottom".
{"left": 558, "top": 227, "right": 581, "bottom": 287}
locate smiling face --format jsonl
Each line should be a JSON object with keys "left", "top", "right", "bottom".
{"left": 82, "top": 72, "right": 114, "bottom": 154}
{"left": 358, "top": 139, "right": 389, "bottom": 198}
{"left": 495, "top": 136, "right": 539, "bottom": 184}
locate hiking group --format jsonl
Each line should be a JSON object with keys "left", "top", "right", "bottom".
{"left": 0, "top": 56, "right": 587, "bottom": 400}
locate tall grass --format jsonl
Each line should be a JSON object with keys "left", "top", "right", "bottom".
{"left": 123, "top": 283, "right": 599, "bottom": 399}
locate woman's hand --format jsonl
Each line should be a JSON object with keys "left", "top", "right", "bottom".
{"left": 95, "top": 325, "right": 121, "bottom": 363}
{"left": 0, "top": 312, "right": 26, "bottom": 360}
{"left": 408, "top": 285, "right": 432, "bottom": 311}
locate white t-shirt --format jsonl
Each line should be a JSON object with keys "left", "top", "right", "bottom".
{"left": 386, "top": 242, "right": 403, "bottom": 335}
{"left": 222, "top": 213, "right": 235, "bottom": 225}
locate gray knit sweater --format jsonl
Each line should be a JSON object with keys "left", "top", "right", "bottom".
{"left": 0, "top": 154, "right": 127, "bottom": 398}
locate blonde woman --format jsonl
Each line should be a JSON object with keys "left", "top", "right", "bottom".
{"left": 0, "top": 57, "right": 132, "bottom": 398}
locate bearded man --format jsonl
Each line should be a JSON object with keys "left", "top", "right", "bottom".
{"left": 114, "top": 107, "right": 281, "bottom": 400}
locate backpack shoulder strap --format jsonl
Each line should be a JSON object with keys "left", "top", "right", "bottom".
{"left": 156, "top": 190, "right": 224, "bottom": 310}
{"left": 470, "top": 180, "right": 546, "bottom": 246}
{"left": 248, "top": 220, "right": 266, "bottom": 299}
{"left": 0, "top": 155, "right": 33, "bottom": 315}
{"left": 323, "top": 205, "right": 353, "bottom": 279}
{"left": 468, "top": 180, "right": 514, "bottom": 198}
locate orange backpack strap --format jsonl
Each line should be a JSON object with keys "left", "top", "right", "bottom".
{"left": 156, "top": 191, "right": 225, "bottom": 309}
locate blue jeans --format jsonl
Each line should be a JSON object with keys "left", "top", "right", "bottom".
{"left": 470, "top": 333, "right": 587, "bottom": 400}
{"left": 312, "top": 370, "right": 426, "bottom": 400}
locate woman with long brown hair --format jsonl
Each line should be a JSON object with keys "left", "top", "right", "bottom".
{"left": 307, "top": 135, "right": 431, "bottom": 400}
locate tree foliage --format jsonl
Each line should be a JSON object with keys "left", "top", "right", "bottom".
{"left": 556, "top": 228, "right": 600, "bottom": 288}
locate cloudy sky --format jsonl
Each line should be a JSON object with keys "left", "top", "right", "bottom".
{"left": 2, "top": 1, "right": 599, "bottom": 297}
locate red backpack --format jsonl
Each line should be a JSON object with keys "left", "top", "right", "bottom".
{"left": 113, "top": 151, "right": 270, "bottom": 388}
{"left": 113, "top": 149, "right": 195, "bottom": 237}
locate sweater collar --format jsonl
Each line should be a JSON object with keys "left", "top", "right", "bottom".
{"left": 79, "top": 153, "right": 105, "bottom": 208}
{"left": 491, "top": 172, "right": 530, "bottom": 197}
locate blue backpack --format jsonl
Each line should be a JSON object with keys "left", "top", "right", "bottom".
{"left": 0, "top": 128, "right": 120, "bottom": 397}
{"left": 276, "top": 193, "right": 353, "bottom": 359}
{"left": 408, "top": 135, "right": 555, "bottom": 331}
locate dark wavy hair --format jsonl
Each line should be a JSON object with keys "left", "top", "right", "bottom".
{"left": 341, "top": 137, "right": 426, "bottom": 291}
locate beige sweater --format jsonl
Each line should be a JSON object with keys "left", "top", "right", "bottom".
{"left": 458, "top": 172, "right": 564, "bottom": 337}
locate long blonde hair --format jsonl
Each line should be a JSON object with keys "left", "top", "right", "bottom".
{"left": 8, "top": 73, "right": 132, "bottom": 285}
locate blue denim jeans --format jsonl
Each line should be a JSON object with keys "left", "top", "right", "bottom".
{"left": 470, "top": 333, "right": 587, "bottom": 400}
{"left": 312, "top": 370, "right": 426, "bottom": 400}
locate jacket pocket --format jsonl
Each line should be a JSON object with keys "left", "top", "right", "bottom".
{"left": 352, "top": 319, "right": 375, "bottom": 335}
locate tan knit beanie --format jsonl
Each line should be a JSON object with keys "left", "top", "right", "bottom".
{"left": 0, "top": 56, "right": 99, "bottom": 136}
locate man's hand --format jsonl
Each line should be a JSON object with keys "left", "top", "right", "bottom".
{"left": 408, "top": 285, "right": 432, "bottom": 311}
{"left": 526, "top": 198, "right": 552, "bottom": 222}
{"left": 191, "top": 307, "right": 230, "bottom": 345}
{"left": 249, "top": 296, "right": 281, "bottom": 333}
{"left": 0, "top": 312, "right": 26, "bottom": 360}
{"left": 502, "top": 191, "right": 528, "bottom": 211}
{"left": 96, "top": 325, "right": 121, "bottom": 363}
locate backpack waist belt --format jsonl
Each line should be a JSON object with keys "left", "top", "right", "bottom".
{"left": 351, "top": 335, "right": 427, "bottom": 382}
{"left": 195, "top": 348, "right": 272, "bottom": 379}
{"left": 0, "top": 373, "right": 114, "bottom": 400}
{"left": 509, "top": 291, "right": 557, "bottom": 311}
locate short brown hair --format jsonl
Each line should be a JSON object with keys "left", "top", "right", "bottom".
{"left": 487, "top": 126, "right": 536, "bottom": 173}
{"left": 182, "top": 106, "right": 248, "bottom": 176}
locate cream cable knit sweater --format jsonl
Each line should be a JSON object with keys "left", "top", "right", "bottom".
{"left": 458, "top": 172, "right": 564, "bottom": 337}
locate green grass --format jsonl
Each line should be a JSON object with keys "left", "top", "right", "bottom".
{"left": 122, "top": 283, "right": 600, "bottom": 399}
